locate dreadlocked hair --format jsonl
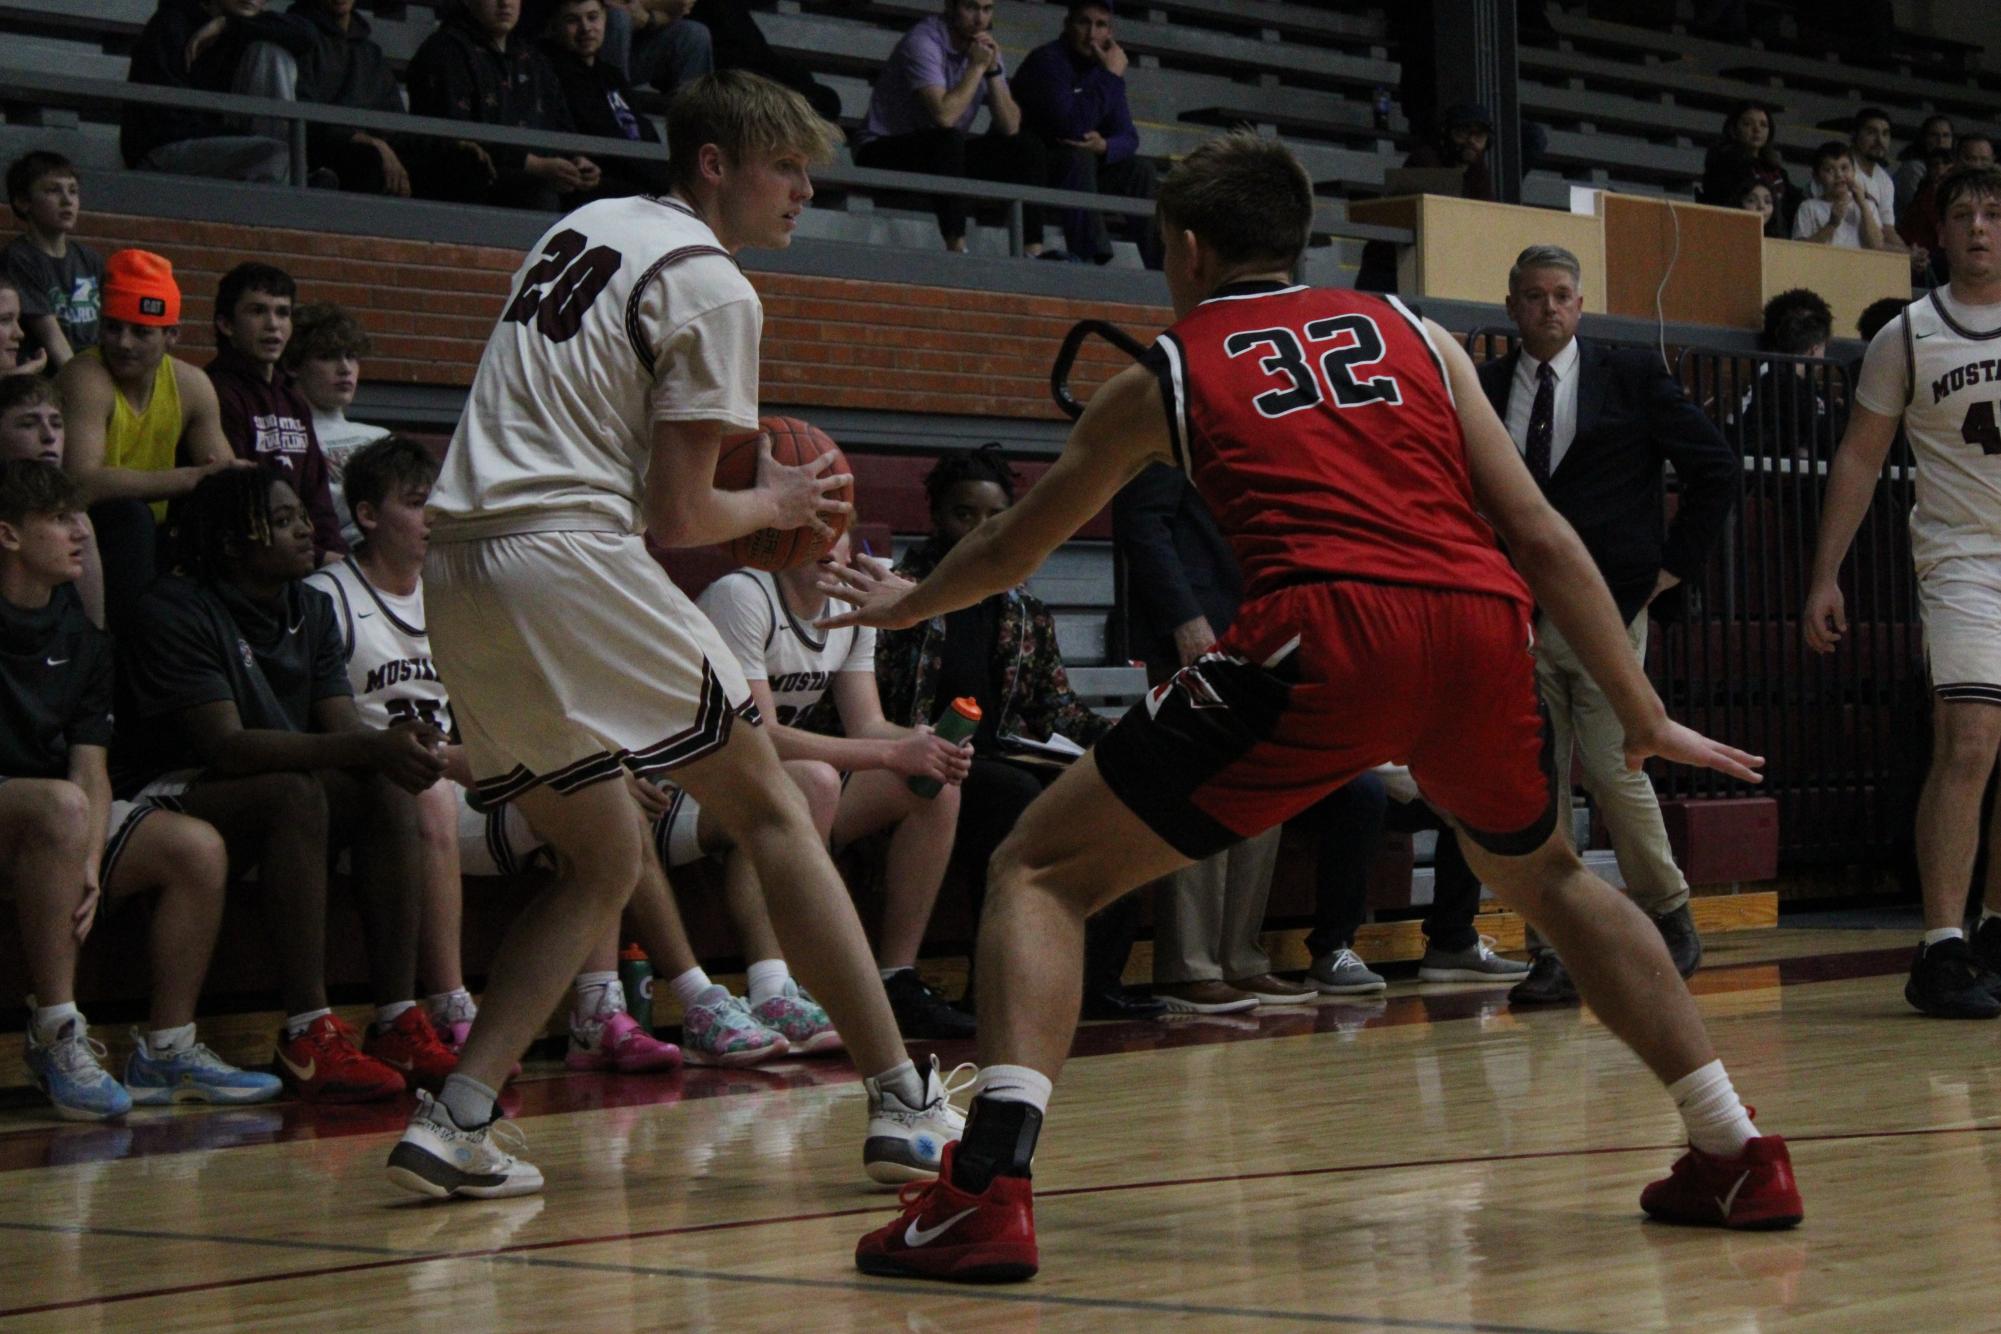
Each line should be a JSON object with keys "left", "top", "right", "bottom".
{"left": 923, "top": 441, "right": 1018, "bottom": 515}
{"left": 177, "top": 465, "right": 286, "bottom": 585}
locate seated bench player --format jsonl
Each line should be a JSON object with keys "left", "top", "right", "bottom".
{"left": 0, "top": 459, "right": 278, "bottom": 1118}
{"left": 0, "top": 374, "right": 106, "bottom": 626}
{"left": 114, "top": 467, "right": 456, "bottom": 1102}
{"left": 696, "top": 530, "right": 976, "bottom": 1039}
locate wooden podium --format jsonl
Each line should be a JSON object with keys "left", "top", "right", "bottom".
{"left": 1348, "top": 190, "right": 1911, "bottom": 334}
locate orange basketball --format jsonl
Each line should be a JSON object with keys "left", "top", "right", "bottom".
{"left": 714, "top": 416, "right": 853, "bottom": 571}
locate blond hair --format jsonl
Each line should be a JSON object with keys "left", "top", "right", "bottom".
{"left": 667, "top": 70, "right": 842, "bottom": 190}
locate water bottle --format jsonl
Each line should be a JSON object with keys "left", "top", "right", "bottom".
{"left": 1373, "top": 87, "right": 1392, "bottom": 132}
{"left": 909, "top": 697, "right": 982, "bottom": 799}
{"left": 619, "top": 942, "right": 654, "bottom": 1030}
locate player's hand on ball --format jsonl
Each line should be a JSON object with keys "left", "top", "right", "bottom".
{"left": 756, "top": 433, "right": 852, "bottom": 540}
{"left": 1802, "top": 580, "right": 1846, "bottom": 653}
{"left": 890, "top": 725, "right": 974, "bottom": 784}
{"left": 816, "top": 553, "right": 919, "bottom": 630}
{"left": 1623, "top": 716, "right": 1765, "bottom": 784}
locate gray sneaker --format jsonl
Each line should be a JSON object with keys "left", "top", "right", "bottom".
{"left": 1308, "top": 948, "right": 1387, "bottom": 995}
{"left": 1418, "top": 935, "right": 1531, "bottom": 983}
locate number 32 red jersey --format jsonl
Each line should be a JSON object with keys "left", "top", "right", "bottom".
{"left": 1144, "top": 282, "right": 1530, "bottom": 608}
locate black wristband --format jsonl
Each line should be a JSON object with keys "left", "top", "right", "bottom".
{"left": 984, "top": 66, "right": 1003, "bottom": 78}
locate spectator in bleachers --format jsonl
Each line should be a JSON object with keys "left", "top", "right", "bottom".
{"left": 1856, "top": 295, "right": 1906, "bottom": 345}
{"left": 595, "top": 0, "right": 714, "bottom": 102}
{"left": 1818, "top": 108, "right": 1901, "bottom": 234}
{"left": 1724, "top": 170, "right": 1785, "bottom": 239}
{"left": 0, "top": 458, "right": 280, "bottom": 1120}
{"left": 1357, "top": 102, "right": 1506, "bottom": 292}
{"left": 1701, "top": 101, "right": 1798, "bottom": 232}
{"left": 662, "top": 2, "right": 841, "bottom": 121}
{"left": 876, "top": 445, "right": 1155, "bottom": 1018}
{"left": 539, "top": 0, "right": 676, "bottom": 200}
{"left": 206, "top": 263, "right": 347, "bottom": 562}
{"left": 281, "top": 0, "right": 420, "bottom": 197}
{"left": 1, "top": 375, "right": 106, "bottom": 627}
{"left": 407, "top": 0, "right": 600, "bottom": 210}
{"left": 115, "top": 466, "right": 456, "bottom": 1102}
{"left": 1011, "top": 2, "right": 1161, "bottom": 269}
{"left": 1904, "top": 133, "right": 1995, "bottom": 283}
{"left": 697, "top": 533, "right": 977, "bottom": 1039}
{"left": 853, "top": 0, "right": 1049, "bottom": 256}
{"left": 1479, "top": 244, "right": 1740, "bottom": 1006}
{"left": 284, "top": 302, "right": 389, "bottom": 548}
{"left": 1112, "top": 462, "right": 1311, "bottom": 1011}
{"left": 0, "top": 278, "right": 43, "bottom": 376}
{"left": 4, "top": 152, "right": 103, "bottom": 371}
{"left": 1794, "top": 140, "right": 1901, "bottom": 253}
{"left": 122, "top": 0, "right": 311, "bottom": 184}
{"left": 57, "top": 250, "right": 245, "bottom": 632}
{"left": 1894, "top": 114, "right": 1953, "bottom": 218}
{"left": 1736, "top": 287, "right": 1840, "bottom": 464}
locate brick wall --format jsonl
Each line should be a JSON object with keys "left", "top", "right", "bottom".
{"left": 72, "top": 213, "right": 1169, "bottom": 421}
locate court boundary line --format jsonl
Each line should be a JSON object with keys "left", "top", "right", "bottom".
{"left": 6, "top": 1118, "right": 1998, "bottom": 1325}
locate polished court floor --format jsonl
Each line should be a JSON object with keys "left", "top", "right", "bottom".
{"left": 0, "top": 927, "right": 1987, "bottom": 1331}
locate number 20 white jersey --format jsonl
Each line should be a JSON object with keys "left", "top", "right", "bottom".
{"left": 429, "top": 194, "right": 765, "bottom": 543}
{"left": 1856, "top": 287, "right": 2001, "bottom": 577}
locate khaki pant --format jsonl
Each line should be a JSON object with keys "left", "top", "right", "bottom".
{"left": 1534, "top": 609, "right": 1690, "bottom": 916}
{"left": 1152, "top": 827, "right": 1285, "bottom": 983}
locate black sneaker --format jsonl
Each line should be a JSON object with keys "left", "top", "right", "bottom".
{"left": 1906, "top": 939, "right": 2001, "bottom": 1018}
{"left": 1507, "top": 951, "right": 1579, "bottom": 1006}
{"left": 1652, "top": 906, "right": 1704, "bottom": 979}
{"left": 1969, "top": 919, "right": 2001, "bottom": 996}
{"left": 882, "top": 969, "right": 977, "bottom": 1040}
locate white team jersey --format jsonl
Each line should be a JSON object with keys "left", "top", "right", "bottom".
{"left": 1855, "top": 287, "right": 2001, "bottom": 576}
{"left": 305, "top": 558, "right": 454, "bottom": 734}
{"left": 696, "top": 569, "right": 875, "bottom": 726}
{"left": 429, "top": 195, "right": 764, "bottom": 541}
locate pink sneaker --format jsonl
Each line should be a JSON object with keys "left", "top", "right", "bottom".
{"left": 566, "top": 1011, "right": 683, "bottom": 1074}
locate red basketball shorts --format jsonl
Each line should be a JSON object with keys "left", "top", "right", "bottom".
{"left": 1094, "top": 580, "right": 1556, "bottom": 861}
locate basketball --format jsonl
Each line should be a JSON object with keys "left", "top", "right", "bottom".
{"left": 714, "top": 416, "right": 853, "bottom": 571}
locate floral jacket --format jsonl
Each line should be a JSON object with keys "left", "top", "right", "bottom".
{"left": 869, "top": 536, "right": 1113, "bottom": 748}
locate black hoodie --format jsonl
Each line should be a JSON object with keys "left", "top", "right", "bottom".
{"left": 286, "top": 0, "right": 406, "bottom": 163}
{"left": 405, "top": 2, "right": 572, "bottom": 176}
{"left": 122, "top": 0, "right": 316, "bottom": 166}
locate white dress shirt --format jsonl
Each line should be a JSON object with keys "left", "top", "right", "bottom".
{"left": 1503, "top": 337, "right": 1582, "bottom": 477}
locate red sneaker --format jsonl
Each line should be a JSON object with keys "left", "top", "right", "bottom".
{"left": 275, "top": 1015, "right": 406, "bottom": 1103}
{"left": 1641, "top": 1135, "right": 1803, "bottom": 1230}
{"left": 855, "top": 1143, "right": 1037, "bottom": 1282}
{"left": 365, "top": 1006, "right": 460, "bottom": 1093}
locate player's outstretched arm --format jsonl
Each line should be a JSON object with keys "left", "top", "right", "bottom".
{"left": 1802, "top": 404, "right": 1900, "bottom": 653}
{"left": 818, "top": 362, "right": 1172, "bottom": 630}
{"left": 1429, "top": 320, "right": 1764, "bottom": 785}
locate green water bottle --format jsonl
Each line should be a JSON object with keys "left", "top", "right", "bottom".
{"left": 909, "top": 697, "right": 982, "bottom": 799}
{"left": 619, "top": 942, "right": 654, "bottom": 1030}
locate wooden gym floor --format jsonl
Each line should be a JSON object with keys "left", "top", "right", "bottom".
{"left": 0, "top": 926, "right": 1982, "bottom": 1332}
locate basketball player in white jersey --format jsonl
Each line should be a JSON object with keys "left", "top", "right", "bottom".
{"left": 1806, "top": 164, "right": 2001, "bottom": 1018}
{"left": 387, "top": 72, "right": 964, "bottom": 1199}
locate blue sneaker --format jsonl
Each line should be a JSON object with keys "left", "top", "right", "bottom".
{"left": 124, "top": 1031, "right": 283, "bottom": 1105}
{"left": 23, "top": 1006, "right": 132, "bottom": 1121}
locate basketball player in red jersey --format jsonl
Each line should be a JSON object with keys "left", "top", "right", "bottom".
{"left": 828, "top": 133, "right": 1802, "bottom": 1281}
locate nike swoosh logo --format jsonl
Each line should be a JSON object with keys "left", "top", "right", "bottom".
{"left": 904, "top": 1207, "right": 978, "bottom": 1248}
{"left": 1914, "top": 331, "right": 1935, "bottom": 339}
{"left": 45, "top": 657, "right": 68, "bottom": 666}
{"left": 277, "top": 1051, "right": 317, "bottom": 1082}
{"left": 286, "top": 621, "right": 304, "bottom": 635}
{"left": 356, "top": 611, "right": 375, "bottom": 619}
{"left": 1716, "top": 1169, "right": 1752, "bottom": 1220}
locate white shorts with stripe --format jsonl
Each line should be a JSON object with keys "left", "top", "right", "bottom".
{"left": 457, "top": 784, "right": 706, "bottom": 877}
{"left": 1920, "top": 572, "right": 2001, "bottom": 703}
{"left": 0, "top": 780, "right": 164, "bottom": 909}
{"left": 424, "top": 529, "right": 757, "bottom": 805}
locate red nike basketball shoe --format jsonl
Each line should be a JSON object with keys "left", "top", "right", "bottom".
{"left": 855, "top": 1144, "right": 1038, "bottom": 1281}
{"left": 1641, "top": 1134, "right": 1803, "bottom": 1230}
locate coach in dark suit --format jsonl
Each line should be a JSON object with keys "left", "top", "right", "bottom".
{"left": 1477, "top": 243, "right": 1741, "bottom": 1005}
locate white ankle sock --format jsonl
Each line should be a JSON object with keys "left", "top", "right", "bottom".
{"left": 34, "top": 1001, "right": 81, "bottom": 1043}
{"left": 870, "top": 1058, "right": 926, "bottom": 1107}
{"left": 374, "top": 1000, "right": 416, "bottom": 1028}
{"left": 427, "top": 987, "right": 475, "bottom": 1020}
{"left": 669, "top": 966, "right": 715, "bottom": 1011}
{"left": 971, "top": 1064, "right": 1053, "bottom": 1116}
{"left": 745, "top": 959, "right": 791, "bottom": 1006}
{"left": 284, "top": 1008, "right": 332, "bottom": 1040}
{"left": 1925, "top": 927, "right": 1966, "bottom": 948}
{"left": 439, "top": 1072, "right": 498, "bottom": 1129}
{"left": 573, "top": 971, "right": 623, "bottom": 1027}
{"left": 146, "top": 1023, "right": 196, "bottom": 1057}
{"left": 1668, "top": 1059, "right": 1757, "bottom": 1157}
